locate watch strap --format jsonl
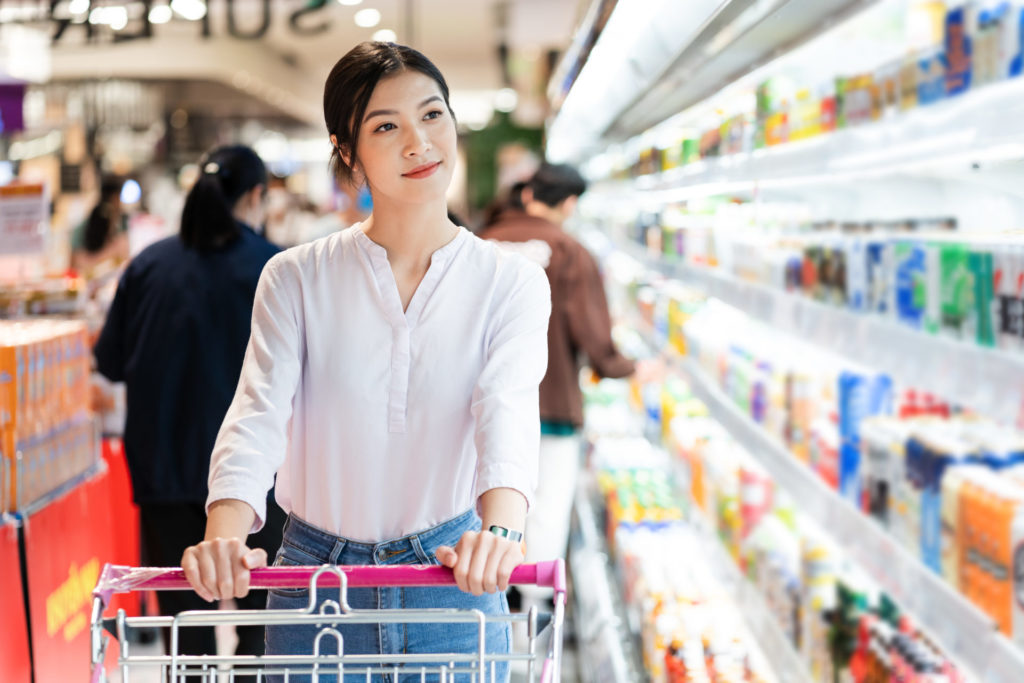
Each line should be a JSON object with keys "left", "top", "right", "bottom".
{"left": 487, "top": 525, "right": 523, "bottom": 543}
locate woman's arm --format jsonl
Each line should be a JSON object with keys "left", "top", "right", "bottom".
{"left": 181, "top": 499, "right": 264, "bottom": 602}
{"left": 436, "top": 487, "right": 527, "bottom": 595}
{"left": 437, "top": 259, "right": 552, "bottom": 596}
{"left": 182, "top": 256, "right": 303, "bottom": 600}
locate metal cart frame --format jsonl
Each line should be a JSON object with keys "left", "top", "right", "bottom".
{"left": 91, "top": 561, "right": 566, "bottom": 683}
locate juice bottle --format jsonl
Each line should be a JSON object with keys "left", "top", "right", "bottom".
{"left": 940, "top": 465, "right": 982, "bottom": 591}
{"left": 1011, "top": 485, "right": 1024, "bottom": 648}
{"left": 991, "top": 479, "right": 1022, "bottom": 635}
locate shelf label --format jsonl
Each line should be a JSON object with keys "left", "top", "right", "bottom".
{"left": 0, "top": 183, "right": 48, "bottom": 255}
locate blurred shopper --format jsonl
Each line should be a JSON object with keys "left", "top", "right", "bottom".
{"left": 180, "top": 42, "right": 550, "bottom": 683}
{"left": 71, "top": 174, "right": 130, "bottom": 276}
{"left": 480, "top": 162, "right": 637, "bottom": 613}
{"left": 93, "top": 146, "right": 285, "bottom": 663}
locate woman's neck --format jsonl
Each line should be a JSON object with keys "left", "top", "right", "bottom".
{"left": 362, "top": 199, "right": 458, "bottom": 266}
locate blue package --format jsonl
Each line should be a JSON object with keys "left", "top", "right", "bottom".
{"left": 838, "top": 372, "right": 892, "bottom": 443}
{"left": 915, "top": 434, "right": 976, "bottom": 574}
{"left": 944, "top": 6, "right": 973, "bottom": 96}
{"left": 894, "top": 241, "right": 927, "bottom": 329}
{"left": 918, "top": 51, "right": 948, "bottom": 105}
{"left": 867, "top": 240, "right": 890, "bottom": 314}
{"left": 840, "top": 439, "right": 862, "bottom": 504}
{"left": 1011, "top": 6, "right": 1024, "bottom": 77}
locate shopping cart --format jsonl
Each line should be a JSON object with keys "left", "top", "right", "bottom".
{"left": 90, "top": 560, "right": 566, "bottom": 683}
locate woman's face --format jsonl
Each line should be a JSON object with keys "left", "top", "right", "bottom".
{"left": 353, "top": 69, "right": 456, "bottom": 206}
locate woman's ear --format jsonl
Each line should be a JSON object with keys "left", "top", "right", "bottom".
{"left": 330, "top": 135, "right": 353, "bottom": 168}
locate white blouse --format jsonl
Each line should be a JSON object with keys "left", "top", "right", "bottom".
{"left": 206, "top": 225, "right": 551, "bottom": 542}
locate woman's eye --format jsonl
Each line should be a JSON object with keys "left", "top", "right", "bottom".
{"left": 374, "top": 122, "right": 396, "bottom": 133}
{"left": 424, "top": 110, "right": 444, "bottom": 120}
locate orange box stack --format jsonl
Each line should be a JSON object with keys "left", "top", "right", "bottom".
{"left": 0, "top": 320, "right": 95, "bottom": 512}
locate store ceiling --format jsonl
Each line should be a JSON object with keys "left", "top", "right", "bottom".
{"left": 31, "top": 0, "right": 584, "bottom": 129}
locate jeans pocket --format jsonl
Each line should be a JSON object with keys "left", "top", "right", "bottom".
{"left": 267, "top": 546, "right": 317, "bottom": 599}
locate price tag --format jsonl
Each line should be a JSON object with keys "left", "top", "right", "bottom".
{"left": 0, "top": 183, "right": 47, "bottom": 255}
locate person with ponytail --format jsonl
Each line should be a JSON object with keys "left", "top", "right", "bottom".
{"left": 94, "top": 145, "right": 285, "bottom": 665}
{"left": 70, "top": 174, "right": 130, "bottom": 277}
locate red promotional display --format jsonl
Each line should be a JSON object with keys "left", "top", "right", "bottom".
{"left": 101, "top": 437, "right": 141, "bottom": 617}
{"left": 0, "top": 517, "right": 31, "bottom": 683}
{"left": 22, "top": 467, "right": 116, "bottom": 682}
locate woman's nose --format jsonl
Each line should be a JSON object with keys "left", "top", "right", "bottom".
{"left": 404, "top": 126, "right": 431, "bottom": 156}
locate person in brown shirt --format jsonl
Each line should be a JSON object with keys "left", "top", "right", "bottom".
{"left": 480, "top": 162, "right": 636, "bottom": 612}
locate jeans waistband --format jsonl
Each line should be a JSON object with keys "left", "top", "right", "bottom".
{"left": 280, "top": 509, "right": 478, "bottom": 565}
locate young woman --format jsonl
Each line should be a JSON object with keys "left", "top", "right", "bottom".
{"left": 180, "top": 43, "right": 551, "bottom": 681}
{"left": 95, "top": 145, "right": 286, "bottom": 663}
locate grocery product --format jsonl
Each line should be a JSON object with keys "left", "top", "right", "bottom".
{"left": 0, "top": 319, "right": 96, "bottom": 511}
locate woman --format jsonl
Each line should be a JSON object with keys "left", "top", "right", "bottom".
{"left": 71, "top": 174, "right": 129, "bottom": 276}
{"left": 94, "top": 146, "right": 285, "bottom": 664}
{"left": 181, "top": 43, "right": 551, "bottom": 682}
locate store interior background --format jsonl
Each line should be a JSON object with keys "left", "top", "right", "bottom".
{"left": 0, "top": 0, "right": 582, "bottom": 283}
{"left": 8, "top": 0, "right": 1024, "bottom": 682}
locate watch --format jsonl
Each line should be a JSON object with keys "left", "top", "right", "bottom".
{"left": 488, "top": 525, "right": 523, "bottom": 543}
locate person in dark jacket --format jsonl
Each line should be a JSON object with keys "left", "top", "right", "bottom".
{"left": 479, "top": 162, "right": 637, "bottom": 610}
{"left": 94, "top": 145, "right": 286, "bottom": 661}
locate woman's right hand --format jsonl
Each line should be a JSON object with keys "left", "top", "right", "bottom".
{"left": 181, "top": 538, "right": 268, "bottom": 602}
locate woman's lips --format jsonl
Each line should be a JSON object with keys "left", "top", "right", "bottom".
{"left": 402, "top": 161, "right": 441, "bottom": 179}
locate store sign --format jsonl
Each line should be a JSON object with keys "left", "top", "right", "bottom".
{"left": 0, "top": 519, "right": 31, "bottom": 683}
{"left": 23, "top": 467, "right": 118, "bottom": 681}
{"left": 0, "top": 183, "right": 47, "bottom": 255}
{"left": 1, "top": 0, "right": 335, "bottom": 44}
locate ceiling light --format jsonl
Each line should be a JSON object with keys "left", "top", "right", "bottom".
{"left": 148, "top": 4, "right": 171, "bottom": 23}
{"left": 109, "top": 6, "right": 127, "bottom": 29}
{"left": 170, "top": 0, "right": 206, "bottom": 21}
{"left": 494, "top": 88, "right": 518, "bottom": 113}
{"left": 68, "top": 0, "right": 89, "bottom": 15}
{"left": 372, "top": 28, "right": 396, "bottom": 42}
{"left": 337, "top": 0, "right": 363, "bottom": 4}
{"left": 120, "top": 179, "right": 142, "bottom": 205}
{"left": 88, "top": 5, "right": 127, "bottom": 28}
{"left": 354, "top": 8, "right": 380, "bottom": 27}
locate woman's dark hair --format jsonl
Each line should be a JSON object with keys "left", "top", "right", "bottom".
{"left": 82, "top": 175, "right": 124, "bottom": 253}
{"left": 323, "top": 41, "right": 454, "bottom": 188}
{"left": 180, "top": 145, "right": 266, "bottom": 250}
{"left": 526, "top": 163, "right": 587, "bottom": 208}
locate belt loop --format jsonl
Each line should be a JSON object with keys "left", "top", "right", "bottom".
{"left": 409, "top": 534, "right": 433, "bottom": 564}
{"left": 328, "top": 538, "right": 347, "bottom": 565}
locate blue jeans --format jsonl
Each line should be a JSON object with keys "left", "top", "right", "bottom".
{"left": 264, "top": 509, "right": 511, "bottom": 682}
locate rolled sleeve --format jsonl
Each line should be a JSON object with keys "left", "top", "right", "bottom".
{"left": 471, "top": 262, "right": 551, "bottom": 510}
{"left": 206, "top": 256, "right": 303, "bottom": 532}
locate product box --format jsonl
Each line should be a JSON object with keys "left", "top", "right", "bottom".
{"left": 939, "top": 241, "right": 972, "bottom": 339}
{"left": 944, "top": 6, "right": 974, "bottom": 95}
{"left": 964, "top": 246, "right": 996, "bottom": 347}
{"left": 918, "top": 49, "right": 948, "bottom": 104}
{"left": 866, "top": 238, "right": 892, "bottom": 316}
{"left": 893, "top": 240, "right": 928, "bottom": 329}
{"left": 846, "top": 236, "right": 868, "bottom": 312}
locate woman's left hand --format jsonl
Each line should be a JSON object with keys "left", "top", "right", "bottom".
{"left": 436, "top": 530, "right": 524, "bottom": 596}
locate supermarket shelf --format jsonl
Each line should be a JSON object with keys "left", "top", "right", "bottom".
{"left": 669, "top": 459, "right": 814, "bottom": 683}
{"left": 604, "top": 77, "right": 1024, "bottom": 200}
{"left": 608, "top": 0, "right": 881, "bottom": 140}
{"left": 639, "top": 325, "right": 1024, "bottom": 682}
{"left": 618, "top": 238, "right": 1024, "bottom": 427}
{"left": 569, "top": 475, "right": 646, "bottom": 683}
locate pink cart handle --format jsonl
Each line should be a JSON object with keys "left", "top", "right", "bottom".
{"left": 94, "top": 560, "right": 566, "bottom": 604}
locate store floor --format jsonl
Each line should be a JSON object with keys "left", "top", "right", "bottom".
{"left": 106, "top": 600, "right": 580, "bottom": 682}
